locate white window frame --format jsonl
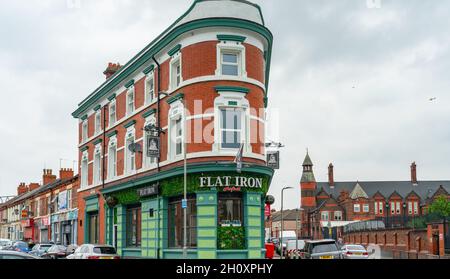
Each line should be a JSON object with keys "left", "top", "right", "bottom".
{"left": 94, "top": 111, "right": 102, "bottom": 135}
{"left": 363, "top": 204, "right": 369, "bottom": 213}
{"left": 125, "top": 128, "right": 136, "bottom": 175}
{"left": 169, "top": 52, "right": 182, "bottom": 91}
{"left": 168, "top": 102, "right": 184, "bottom": 161}
{"left": 391, "top": 202, "right": 396, "bottom": 214}
{"left": 126, "top": 86, "right": 135, "bottom": 116}
{"left": 396, "top": 202, "right": 401, "bottom": 214}
{"left": 81, "top": 152, "right": 89, "bottom": 188}
{"left": 408, "top": 201, "right": 413, "bottom": 215}
{"left": 82, "top": 121, "right": 88, "bottom": 142}
{"left": 414, "top": 202, "right": 419, "bottom": 215}
{"left": 93, "top": 145, "right": 102, "bottom": 186}
{"left": 354, "top": 204, "right": 360, "bottom": 213}
{"left": 67, "top": 189, "right": 72, "bottom": 210}
{"left": 374, "top": 202, "right": 378, "bottom": 214}
{"left": 321, "top": 211, "right": 329, "bottom": 221}
{"left": 378, "top": 202, "right": 383, "bottom": 214}
{"left": 215, "top": 41, "right": 247, "bottom": 77}
{"left": 145, "top": 71, "right": 155, "bottom": 105}
{"left": 143, "top": 116, "right": 157, "bottom": 169}
{"left": 108, "top": 137, "right": 117, "bottom": 180}
{"left": 213, "top": 91, "right": 251, "bottom": 154}
{"left": 334, "top": 211, "right": 342, "bottom": 221}
{"left": 109, "top": 101, "right": 117, "bottom": 128}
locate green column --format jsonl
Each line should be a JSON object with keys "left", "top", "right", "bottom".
{"left": 196, "top": 191, "right": 218, "bottom": 259}
{"left": 105, "top": 206, "right": 112, "bottom": 245}
{"left": 116, "top": 205, "right": 126, "bottom": 256}
{"left": 245, "top": 192, "right": 264, "bottom": 259}
{"left": 159, "top": 197, "right": 168, "bottom": 259}
{"left": 141, "top": 198, "right": 159, "bottom": 258}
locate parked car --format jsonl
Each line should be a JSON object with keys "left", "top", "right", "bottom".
{"left": 11, "top": 241, "right": 30, "bottom": 253}
{"left": 277, "top": 232, "right": 298, "bottom": 256}
{"left": 29, "top": 243, "right": 54, "bottom": 257}
{"left": 302, "top": 239, "right": 343, "bottom": 259}
{"left": 0, "top": 250, "right": 41, "bottom": 259}
{"left": 286, "top": 239, "right": 306, "bottom": 259}
{"left": 41, "top": 245, "right": 70, "bottom": 259}
{"left": 66, "top": 244, "right": 120, "bottom": 259}
{"left": 0, "top": 239, "right": 12, "bottom": 250}
{"left": 341, "top": 244, "right": 369, "bottom": 259}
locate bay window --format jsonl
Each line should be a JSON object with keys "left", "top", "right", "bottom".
{"left": 168, "top": 196, "right": 197, "bottom": 248}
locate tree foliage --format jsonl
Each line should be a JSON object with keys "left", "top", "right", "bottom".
{"left": 429, "top": 195, "right": 450, "bottom": 217}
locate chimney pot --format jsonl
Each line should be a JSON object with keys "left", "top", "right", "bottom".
{"left": 328, "top": 163, "right": 335, "bottom": 187}
{"left": 411, "top": 162, "right": 418, "bottom": 185}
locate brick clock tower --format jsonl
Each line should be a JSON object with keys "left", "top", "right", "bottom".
{"left": 300, "top": 152, "right": 317, "bottom": 238}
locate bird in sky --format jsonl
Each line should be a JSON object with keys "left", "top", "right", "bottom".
{"left": 429, "top": 97, "right": 437, "bottom": 101}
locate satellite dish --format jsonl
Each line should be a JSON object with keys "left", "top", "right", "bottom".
{"left": 128, "top": 143, "right": 142, "bottom": 153}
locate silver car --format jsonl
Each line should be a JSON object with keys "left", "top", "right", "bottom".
{"left": 66, "top": 244, "right": 120, "bottom": 259}
{"left": 0, "top": 239, "right": 12, "bottom": 250}
{"left": 302, "top": 239, "right": 343, "bottom": 259}
{"left": 0, "top": 250, "right": 41, "bottom": 259}
{"left": 341, "top": 244, "right": 369, "bottom": 259}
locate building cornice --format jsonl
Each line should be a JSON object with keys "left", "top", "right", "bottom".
{"left": 72, "top": 17, "right": 273, "bottom": 118}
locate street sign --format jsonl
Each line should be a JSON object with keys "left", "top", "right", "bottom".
{"left": 146, "top": 135, "right": 160, "bottom": 158}
{"left": 182, "top": 199, "right": 188, "bottom": 209}
{"left": 267, "top": 151, "right": 280, "bottom": 169}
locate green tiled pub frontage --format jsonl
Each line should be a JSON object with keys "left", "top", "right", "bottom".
{"left": 101, "top": 164, "right": 273, "bottom": 259}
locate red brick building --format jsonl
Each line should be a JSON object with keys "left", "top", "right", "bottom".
{"left": 71, "top": 0, "right": 275, "bottom": 259}
{"left": 300, "top": 152, "right": 450, "bottom": 240}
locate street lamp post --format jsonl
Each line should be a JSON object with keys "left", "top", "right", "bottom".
{"left": 280, "top": 186, "right": 293, "bottom": 260}
{"left": 295, "top": 208, "right": 303, "bottom": 259}
{"left": 182, "top": 97, "right": 188, "bottom": 259}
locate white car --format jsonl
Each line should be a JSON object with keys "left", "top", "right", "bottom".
{"left": 0, "top": 239, "right": 12, "bottom": 250}
{"left": 341, "top": 244, "right": 369, "bottom": 259}
{"left": 66, "top": 244, "right": 120, "bottom": 259}
{"left": 286, "top": 240, "right": 306, "bottom": 259}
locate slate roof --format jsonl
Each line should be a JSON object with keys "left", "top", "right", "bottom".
{"left": 317, "top": 180, "right": 450, "bottom": 202}
{"left": 2, "top": 176, "right": 79, "bottom": 208}
{"left": 271, "top": 209, "right": 302, "bottom": 222}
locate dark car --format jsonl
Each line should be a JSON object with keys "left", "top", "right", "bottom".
{"left": 29, "top": 243, "right": 54, "bottom": 257}
{"left": 0, "top": 250, "right": 41, "bottom": 259}
{"left": 302, "top": 239, "right": 343, "bottom": 259}
{"left": 41, "top": 245, "right": 69, "bottom": 259}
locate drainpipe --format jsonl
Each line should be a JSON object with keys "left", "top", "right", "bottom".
{"left": 102, "top": 104, "right": 107, "bottom": 189}
{"left": 152, "top": 55, "right": 161, "bottom": 172}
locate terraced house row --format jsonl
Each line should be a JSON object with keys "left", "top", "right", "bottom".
{"left": 70, "top": 0, "right": 274, "bottom": 259}
{"left": 0, "top": 170, "right": 79, "bottom": 245}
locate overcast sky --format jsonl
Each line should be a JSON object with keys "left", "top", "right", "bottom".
{"left": 0, "top": 0, "right": 449, "bottom": 210}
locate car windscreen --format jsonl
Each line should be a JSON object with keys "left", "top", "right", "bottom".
{"left": 0, "top": 241, "right": 10, "bottom": 246}
{"left": 93, "top": 247, "right": 116, "bottom": 255}
{"left": 346, "top": 245, "right": 366, "bottom": 251}
{"left": 48, "top": 245, "right": 66, "bottom": 253}
{"left": 287, "top": 241, "right": 305, "bottom": 249}
{"left": 312, "top": 243, "right": 339, "bottom": 254}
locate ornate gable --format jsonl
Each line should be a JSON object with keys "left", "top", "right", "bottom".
{"left": 350, "top": 182, "right": 369, "bottom": 200}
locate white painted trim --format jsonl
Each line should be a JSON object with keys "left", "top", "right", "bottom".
{"left": 215, "top": 41, "right": 247, "bottom": 77}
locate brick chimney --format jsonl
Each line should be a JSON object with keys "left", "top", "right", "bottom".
{"left": 328, "top": 163, "right": 335, "bottom": 188}
{"left": 17, "top": 183, "right": 28, "bottom": 195}
{"left": 43, "top": 169, "right": 57, "bottom": 185}
{"left": 28, "top": 183, "right": 40, "bottom": 191}
{"left": 59, "top": 168, "right": 74, "bottom": 180}
{"left": 103, "top": 62, "right": 122, "bottom": 79}
{"left": 411, "top": 162, "right": 418, "bottom": 185}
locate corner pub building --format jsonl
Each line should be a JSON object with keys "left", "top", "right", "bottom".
{"left": 72, "top": 0, "right": 274, "bottom": 259}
